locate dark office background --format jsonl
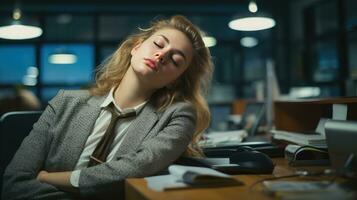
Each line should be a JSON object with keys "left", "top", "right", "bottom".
{"left": 0, "top": 0, "right": 356, "bottom": 104}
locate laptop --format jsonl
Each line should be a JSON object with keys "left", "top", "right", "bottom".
{"left": 325, "top": 120, "right": 357, "bottom": 178}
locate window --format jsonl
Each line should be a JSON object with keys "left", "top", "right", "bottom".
{"left": 0, "top": 45, "right": 36, "bottom": 84}
{"left": 99, "top": 15, "right": 156, "bottom": 41}
{"left": 313, "top": 39, "right": 339, "bottom": 82}
{"left": 45, "top": 15, "right": 94, "bottom": 41}
{"left": 41, "top": 44, "right": 94, "bottom": 84}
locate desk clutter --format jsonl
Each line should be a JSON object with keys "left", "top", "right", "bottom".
{"left": 285, "top": 144, "right": 330, "bottom": 166}
{"left": 130, "top": 99, "right": 357, "bottom": 199}
{"left": 145, "top": 165, "right": 243, "bottom": 191}
{"left": 262, "top": 180, "right": 356, "bottom": 200}
{"left": 133, "top": 158, "right": 357, "bottom": 200}
{"left": 271, "top": 118, "right": 329, "bottom": 148}
{"left": 174, "top": 155, "right": 274, "bottom": 175}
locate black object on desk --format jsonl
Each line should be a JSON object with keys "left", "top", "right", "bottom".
{"left": 182, "top": 142, "right": 277, "bottom": 175}
{"left": 284, "top": 144, "right": 330, "bottom": 166}
{"left": 222, "top": 150, "right": 274, "bottom": 174}
{"left": 203, "top": 141, "right": 285, "bottom": 158}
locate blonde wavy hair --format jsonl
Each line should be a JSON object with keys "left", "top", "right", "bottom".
{"left": 90, "top": 15, "right": 213, "bottom": 157}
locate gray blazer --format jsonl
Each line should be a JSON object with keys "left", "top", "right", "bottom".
{"left": 2, "top": 90, "right": 196, "bottom": 200}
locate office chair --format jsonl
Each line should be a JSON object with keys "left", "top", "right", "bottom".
{"left": 0, "top": 111, "right": 42, "bottom": 194}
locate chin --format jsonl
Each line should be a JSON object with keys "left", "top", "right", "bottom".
{"left": 133, "top": 65, "right": 155, "bottom": 77}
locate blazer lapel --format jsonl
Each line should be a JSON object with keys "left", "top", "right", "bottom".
{"left": 60, "top": 95, "right": 104, "bottom": 170}
{"left": 115, "top": 102, "right": 158, "bottom": 156}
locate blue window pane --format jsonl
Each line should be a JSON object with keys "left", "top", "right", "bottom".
{"left": 41, "top": 44, "right": 94, "bottom": 84}
{"left": 0, "top": 45, "right": 35, "bottom": 84}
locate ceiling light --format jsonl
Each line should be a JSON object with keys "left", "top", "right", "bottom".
{"left": 228, "top": 1, "right": 276, "bottom": 31}
{"left": 203, "top": 36, "right": 217, "bottom": 48}
{"left": 248, "top": 1, "right": 258, "bottom": 13}
{"left": 0, "top": 23, "right": 43, "bottom": 40}
{"left": 49, "top": 53, "right": 77, "bottom": 64}
{"left": 0, "top": 6, "right": 42, "bottom": 40}
{"left": 229, "top": 17, "right": 275, "bottom": 31}
{"left": 240, "top": 37, "right": 259, "bottom": 47}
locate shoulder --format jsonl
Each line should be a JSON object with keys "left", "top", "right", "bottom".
{"left": 167, "top": 101, "right": 195, "bottom": 112}
{"left": 48, "top": 89, "right": 92, "bottom": 106}
{"left": 60, "top": 89, "right": 91, "bottom": 98}
{"left": 158, "top": 101, "right": 196, "bottom": 120}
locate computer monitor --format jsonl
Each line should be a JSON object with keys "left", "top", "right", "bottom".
{"left": 325, "top": 120, "right": 357, "bottom": 178}
{"left": 239, "top": 102, "right": 265, "bottom": 136}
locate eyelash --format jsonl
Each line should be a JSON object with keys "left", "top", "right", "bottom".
{"left": 153, "top": 42, "right": 179, "bottom": 66}
{"left": 153, "top": 42, "right": 163, "bottom": 48}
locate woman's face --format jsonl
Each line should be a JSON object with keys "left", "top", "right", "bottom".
{"left": 130, "top": 28, "right": 193, "bottom": 90}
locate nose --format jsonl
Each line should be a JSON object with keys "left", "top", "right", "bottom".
{"left": 154, "top": 51, "right": 165, "bottom": 63}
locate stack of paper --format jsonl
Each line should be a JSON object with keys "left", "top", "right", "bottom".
{"left": 199, "top": 130, "right": 248, "bottom": 148}
{"left": 271, "top": 130, "right": 326, "bottom": 148}
{"left": 145, "top": 165, "right": 243, "bottom": 191}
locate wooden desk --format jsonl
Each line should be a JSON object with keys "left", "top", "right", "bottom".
{"left": 125, "top": 158, "right": 329, "bottom": 200}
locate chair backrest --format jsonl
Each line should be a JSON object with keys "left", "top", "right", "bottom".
{"left": 0, "top": 111, "right": 42, "bottom": 181}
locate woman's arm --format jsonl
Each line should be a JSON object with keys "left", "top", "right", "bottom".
{"left": 77, "top": 102, "right": 196, "bottom": 198}
{"left": 37, "top": 170, "right": 79, "bottom": 193}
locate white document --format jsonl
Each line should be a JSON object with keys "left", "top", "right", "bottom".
{"left": 145, "top": 174, "right": 187, "bottom": 192}
{"left": 199, "top": 130, "right": 248, "bottom": 148}
{"left": 332, "top": 104, "right": 347, "bottom": 120}
{"left": 145, "top": 165, "right": 235, "bottom": 192}
{"left": 168, "top": 165, "right": 231, "bottom": 179}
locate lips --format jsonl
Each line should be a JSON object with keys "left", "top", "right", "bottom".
{"left": 144, "top": 58, "right": 158, "bottom": 71}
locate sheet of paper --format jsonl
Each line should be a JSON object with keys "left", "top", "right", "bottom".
{"left": 199, "top": 130, "right": 248, "bottom": 147}
{"left": 145, "top": 174, "right": 187, "bottom": 192}
{"left": 168, "top": 165, "right": 231, "bottom": 178}
{"left": 332, "top": 104, "right": 347, "bottom": 120}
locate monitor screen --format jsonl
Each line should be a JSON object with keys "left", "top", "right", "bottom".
{"left": 240, "top": 102, "right": 265, "bottom": 136}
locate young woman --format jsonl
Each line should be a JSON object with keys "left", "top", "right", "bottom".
{"left": 2, "top": 15, "right": 213, "bottom": 200}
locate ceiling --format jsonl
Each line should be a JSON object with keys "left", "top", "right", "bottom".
{"left": 1, "top": 0, "right": 280, "bottom": 14}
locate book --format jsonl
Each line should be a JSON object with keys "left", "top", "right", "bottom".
{"left": 145, "top": 165, "right": 243, "bottom": 191}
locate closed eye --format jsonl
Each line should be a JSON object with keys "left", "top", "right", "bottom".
{"left": 171, "top": 57, "right": 178, "bottom": 66}
{"left": 171, "top": 54, "right": 183, "bottom": 67}
{"left": 153, "top": 42, "right": 163, "bottom": 48}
